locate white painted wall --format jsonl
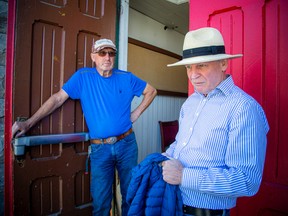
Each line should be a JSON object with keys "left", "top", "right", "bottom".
{"left": 128, "top": 8, "right": 184, "bottom": 56}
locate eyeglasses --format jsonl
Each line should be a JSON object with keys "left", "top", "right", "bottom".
{"left": 95, "top": 50, "right": 117, "bottom": 57}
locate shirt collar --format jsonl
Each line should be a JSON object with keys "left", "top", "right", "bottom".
{"left": 216, "top": 75, "right": 234, "bottom": 96}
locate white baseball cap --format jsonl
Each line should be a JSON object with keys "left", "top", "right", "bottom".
{"left": 92, "top": 39, "right": 117, "bottom": 53}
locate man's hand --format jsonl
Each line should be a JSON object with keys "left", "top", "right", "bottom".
{"left": 130, "top": 83, "right": 156, "bottom": 123}
{"left": 11, "top": 89, "right": 69, "bottom": 138}
{"left": 130, "top": 110, "right": 141, "bottom": 123}
{"left": 12, "top": 120, "right": 30, "bottom": 138}
{"left": 162, "top": 158, "right": 183, "bottom": 185}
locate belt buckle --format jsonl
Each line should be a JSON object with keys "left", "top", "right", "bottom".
{"left": 106, "top": 136, "right": 117, "bottom": 144}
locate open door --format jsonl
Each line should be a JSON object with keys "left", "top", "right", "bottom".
{"left": 11, "top": 0, "right": 117, "bottom": 215}
{"left": 189, "top": 0, "right": 288, "bottom": 215}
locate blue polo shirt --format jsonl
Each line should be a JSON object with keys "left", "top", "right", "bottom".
{"left": 62, "top": 67, "right": 146, "bottom": 139}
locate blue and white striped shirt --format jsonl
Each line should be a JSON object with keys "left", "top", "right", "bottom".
{"left": 166, "top": 75, "right": 269, "bottom": 210}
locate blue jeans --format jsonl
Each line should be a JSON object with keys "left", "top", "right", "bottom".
{"left": 90, "top": 132, "right": 138, "bottom": 216}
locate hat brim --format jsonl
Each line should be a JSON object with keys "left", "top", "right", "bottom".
{"left": 167, "top": 54, "right": 243, "bottom": 67}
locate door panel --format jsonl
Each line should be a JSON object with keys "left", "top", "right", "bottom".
{"left": 13, "top": 0, "right": 116, "bottom": 215}
{"left": 189, "top": 0, "right": 288, "bottom": 215}
{"left": 209, "top": 8, "right": 244, "bottom": 87}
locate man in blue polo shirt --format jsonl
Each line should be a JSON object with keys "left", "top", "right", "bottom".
{"left": 12, "top": 38, "right": 157, "bottom": 216}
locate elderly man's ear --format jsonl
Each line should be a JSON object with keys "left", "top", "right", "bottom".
{"left": 220, "top": 59, "right": 228, "bottom": 71}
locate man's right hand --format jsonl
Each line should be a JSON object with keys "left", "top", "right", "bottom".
{"left": 12, "top": 120, "right": 30, "bottom": 138}
{"left": 11, "top": 89, "right": 70, "bottom": 138}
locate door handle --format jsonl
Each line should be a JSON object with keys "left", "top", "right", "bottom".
{"left": 12, "top": 132, "right": 90, "bottom": 156}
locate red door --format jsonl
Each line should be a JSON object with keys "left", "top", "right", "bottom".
{"left": 10, "top": 0, "right": 117, "bottom": 215}
{"left": 189, "top": 0, "right": 288, "bottom": 215}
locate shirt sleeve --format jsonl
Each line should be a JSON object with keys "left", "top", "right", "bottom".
{"left": 130, "top": 73, "right": 147, "bottom": 97}
{"left": 62, "top": 70, "right": 83, "bottom": 99}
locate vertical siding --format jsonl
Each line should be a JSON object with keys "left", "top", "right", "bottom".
{"left": 131, "top": 95, "right": 186, "bottom": 162}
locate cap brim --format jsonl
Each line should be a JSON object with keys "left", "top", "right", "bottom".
{"left": 96, "top": 45, "right": 117, "bottom": 52}
{"left": 167, "top": 54, "right": 243, "bottom": 67}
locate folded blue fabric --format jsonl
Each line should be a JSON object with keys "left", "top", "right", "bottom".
{"left": 127, "top": 153, "right": 183, "bottom": 216}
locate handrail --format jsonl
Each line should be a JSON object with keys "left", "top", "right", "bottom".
{"left": 12, "top": 132, "right": 90, "bottom": 156}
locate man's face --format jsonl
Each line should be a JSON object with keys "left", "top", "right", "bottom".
{"left": 185, "top": 60, "right": 228, "bottom": 95}
{"left": 91, "top": 48, "right": 116, "bottom": 74}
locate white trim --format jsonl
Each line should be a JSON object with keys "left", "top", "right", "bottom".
{"left": 118, "top": 0, "right": 129, "bottom": 71}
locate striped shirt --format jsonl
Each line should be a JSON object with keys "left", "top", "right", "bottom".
{"left": 166, "top": 75, "right": 269, "bottom": 210}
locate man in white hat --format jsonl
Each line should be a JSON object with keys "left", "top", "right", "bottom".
{"left": 12, "top": 38, "right": 157, "bottom": 216}
{"left": 162, "top": 27, "right": 269, "bottom": 216}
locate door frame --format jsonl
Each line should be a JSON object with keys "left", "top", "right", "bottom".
{"left": 4, "top": 0, "right": 16, "bottom": 215}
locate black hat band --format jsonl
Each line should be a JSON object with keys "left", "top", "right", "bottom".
{"left": 183, "top": 45, "right": 225, "bottom": 58}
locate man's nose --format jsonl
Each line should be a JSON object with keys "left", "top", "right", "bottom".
{"left": 186, "top": 67, "right": 201, "bottom": 79}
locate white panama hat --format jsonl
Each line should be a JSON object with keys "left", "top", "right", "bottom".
{"left": 168, "top": 27, "right": 242, "bottom": 67}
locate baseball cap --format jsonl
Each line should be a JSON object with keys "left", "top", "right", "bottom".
{"left": 92, "top": 39, "right": 117, "bottom": 53}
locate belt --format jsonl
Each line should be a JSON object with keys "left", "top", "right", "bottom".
{"left": 183, "top": 205, "right": 227, "bottom": 216}
{"left": 90, "top": 128, "right": 133, "bottom": 144}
